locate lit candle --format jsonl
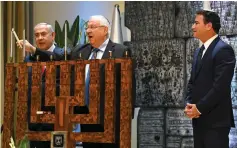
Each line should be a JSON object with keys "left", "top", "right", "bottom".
{"left": 65, "top": 23, "right": 67, "bottom": 60}
{"left": 23, "top": 29, "right": 25, "bottom": 58}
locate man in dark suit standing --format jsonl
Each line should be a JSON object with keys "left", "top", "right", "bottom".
{"left": 184, "top": 10, "right": 236, "bottom": 148}
{"left": 18, "top": 23, "right": 64, "bottom": 148}
{"left": 71, "top": 15, "right": 135, "bottom": 148}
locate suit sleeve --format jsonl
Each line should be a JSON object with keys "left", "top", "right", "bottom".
{"left": 185, "top": 75, "right": 193, "bottom": 104}
{"left": 70, "top": 44, "right": 85, "bottom": 60}
{"left": 33, "top": 48, "right": 54, "bottom": 61}
{"left": 196, "top": 47, "right": 236, "bottom": 115}
{"left": 185, "top": 50, "right": 198, "bottom": 105}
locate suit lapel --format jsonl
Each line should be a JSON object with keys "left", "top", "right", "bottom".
{"left": 53, "top": 46, "right": 64, "bottom": 60}
{"left": 102, "top": 40, "right": 115, "bottom": 59}
{"left": 54, "top": 47, "right": 64, "bottom": 54}
{"left": 79, "top": 40, "right": 115, "bottom": 60}
{"left": 194, "top": 36, "right": 220, "bottom": 79}
{"left": 81, "top": 45, "right": 92, "bottom": 60}
{"left": 191, "top": 49, "right": 199, "bottom": 82}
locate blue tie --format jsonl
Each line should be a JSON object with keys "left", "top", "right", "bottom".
{"left": 85, "top": 48, "right": 100, "bottom": 106}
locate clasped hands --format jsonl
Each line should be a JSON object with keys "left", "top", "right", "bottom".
{"left": 184, "top": 103, "right": 201, "bottom": 119}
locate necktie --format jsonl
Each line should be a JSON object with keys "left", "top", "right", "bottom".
{"left": 196, "top": 45, "right": 205, "bottom": 73}
{"left": 85, "top": 48, "right": 100, "bottom": 106}
{"left": 73, "top": 48, "right": 100, "bottom": 138}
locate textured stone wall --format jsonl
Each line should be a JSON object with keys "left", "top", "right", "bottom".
{"left": 175, "top": 2, "right": 203, "bottom": 38}
{"left": 125, "top": 1, "right": 237, "bottom": 148}
{"left": 125, "top": 1, "right": 175, "bottom": 40}
{"left": 211, "top": 1, "right": 237, "bottom": 36}
{"left": 129, "top": 39, "right": 185, "bottom": 107}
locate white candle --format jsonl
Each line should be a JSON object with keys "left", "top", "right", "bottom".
{"left": 12, "top": 28, "right": 19, "bottom": 41}
{"left": 10, "top": 30, "right": 13, "bottom": 58}
{"left": 12, "top": 28, "right": 22, "bottom": 48}
{"left": 65, "top": 23, "right": 67, "bottom": 60}
{"left": 23, "top": 29, "right": 25, "bottom": 58}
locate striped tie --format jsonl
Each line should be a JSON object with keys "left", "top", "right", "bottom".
{"left": 85, "top": 48, "right": 100, "bottom": 106}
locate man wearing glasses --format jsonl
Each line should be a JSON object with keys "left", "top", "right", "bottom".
{"left": 17, "top": 23, "right": 64, "bottom": 148}
{"left": 71, "top": 15, "right": 135, "bottom": 148}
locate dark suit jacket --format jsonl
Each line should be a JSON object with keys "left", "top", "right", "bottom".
{"left": 25, "top": 46, "right": 64, "bottom": 131}
{"left": 186, "top": 36, "right": 236, "bottom": 128}
{"left": 70, "top": 40, "right": 136, "bottom": 147}
{"left": 26, "top": 47, "right": 64, "bottom": 62}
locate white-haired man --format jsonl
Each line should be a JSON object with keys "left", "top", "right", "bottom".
{"left": 18, "top": 23, "right": 64, "bottom": 148}
{"left": 71, "top": 15, "right": 135, "bottom": 148}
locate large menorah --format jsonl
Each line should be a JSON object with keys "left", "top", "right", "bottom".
{"left": 2, "top": 58, "right": 133, "bottom": 148}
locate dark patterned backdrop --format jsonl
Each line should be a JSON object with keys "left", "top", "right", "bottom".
{"left": 125, "top": 1, "right": 237, "bottom": 148}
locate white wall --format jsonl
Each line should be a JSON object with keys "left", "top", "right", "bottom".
{"left": 0, "top": 2, "right": 4, "bottom": 147}
{"left": 33, "top": 1, "right": 136, "bottom": 148}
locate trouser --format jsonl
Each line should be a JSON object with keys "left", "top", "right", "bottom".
{"left": 193, "top": 127, "right": 230, "bottom": 148}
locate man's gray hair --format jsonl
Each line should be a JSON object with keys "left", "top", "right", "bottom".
{"left": 34, "top": 22, "right": 54, "bottom": 33}
{"left": 89, "top": 15, "right": 111, "bottom": 38}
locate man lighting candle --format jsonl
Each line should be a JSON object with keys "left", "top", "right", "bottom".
{"left": 17, "top": 22, "right": 64, "bottom": 148}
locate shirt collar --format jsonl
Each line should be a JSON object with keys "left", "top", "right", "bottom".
{"left": 47, "top": 44, "right": 55, "bottom": 52}
{"left": 97, "top": 38, "right": 109, "bottom": 52}
{"left": 203, "top": 34, "right": 218, "bottom": 50}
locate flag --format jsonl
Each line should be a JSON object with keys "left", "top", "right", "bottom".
{"left": 110, "top": 4, "right": 123, "bottom": 44}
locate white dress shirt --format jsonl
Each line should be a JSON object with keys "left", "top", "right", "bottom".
{"left": 47, "top": 44, "right": 55, "bottom": 52}
{"left": 201, "top": 34, "right": 218, "bottom": 58}
{"left": 85, "top": 38, "right": 109, "bottom": 77}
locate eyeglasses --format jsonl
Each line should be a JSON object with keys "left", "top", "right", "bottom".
{"left": 85, "top": 26, "right": 105, "bottom": 30}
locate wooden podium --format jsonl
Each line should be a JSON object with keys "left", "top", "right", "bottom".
{"left": 2, "top": 58, "right": 133, "bottom": 148}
